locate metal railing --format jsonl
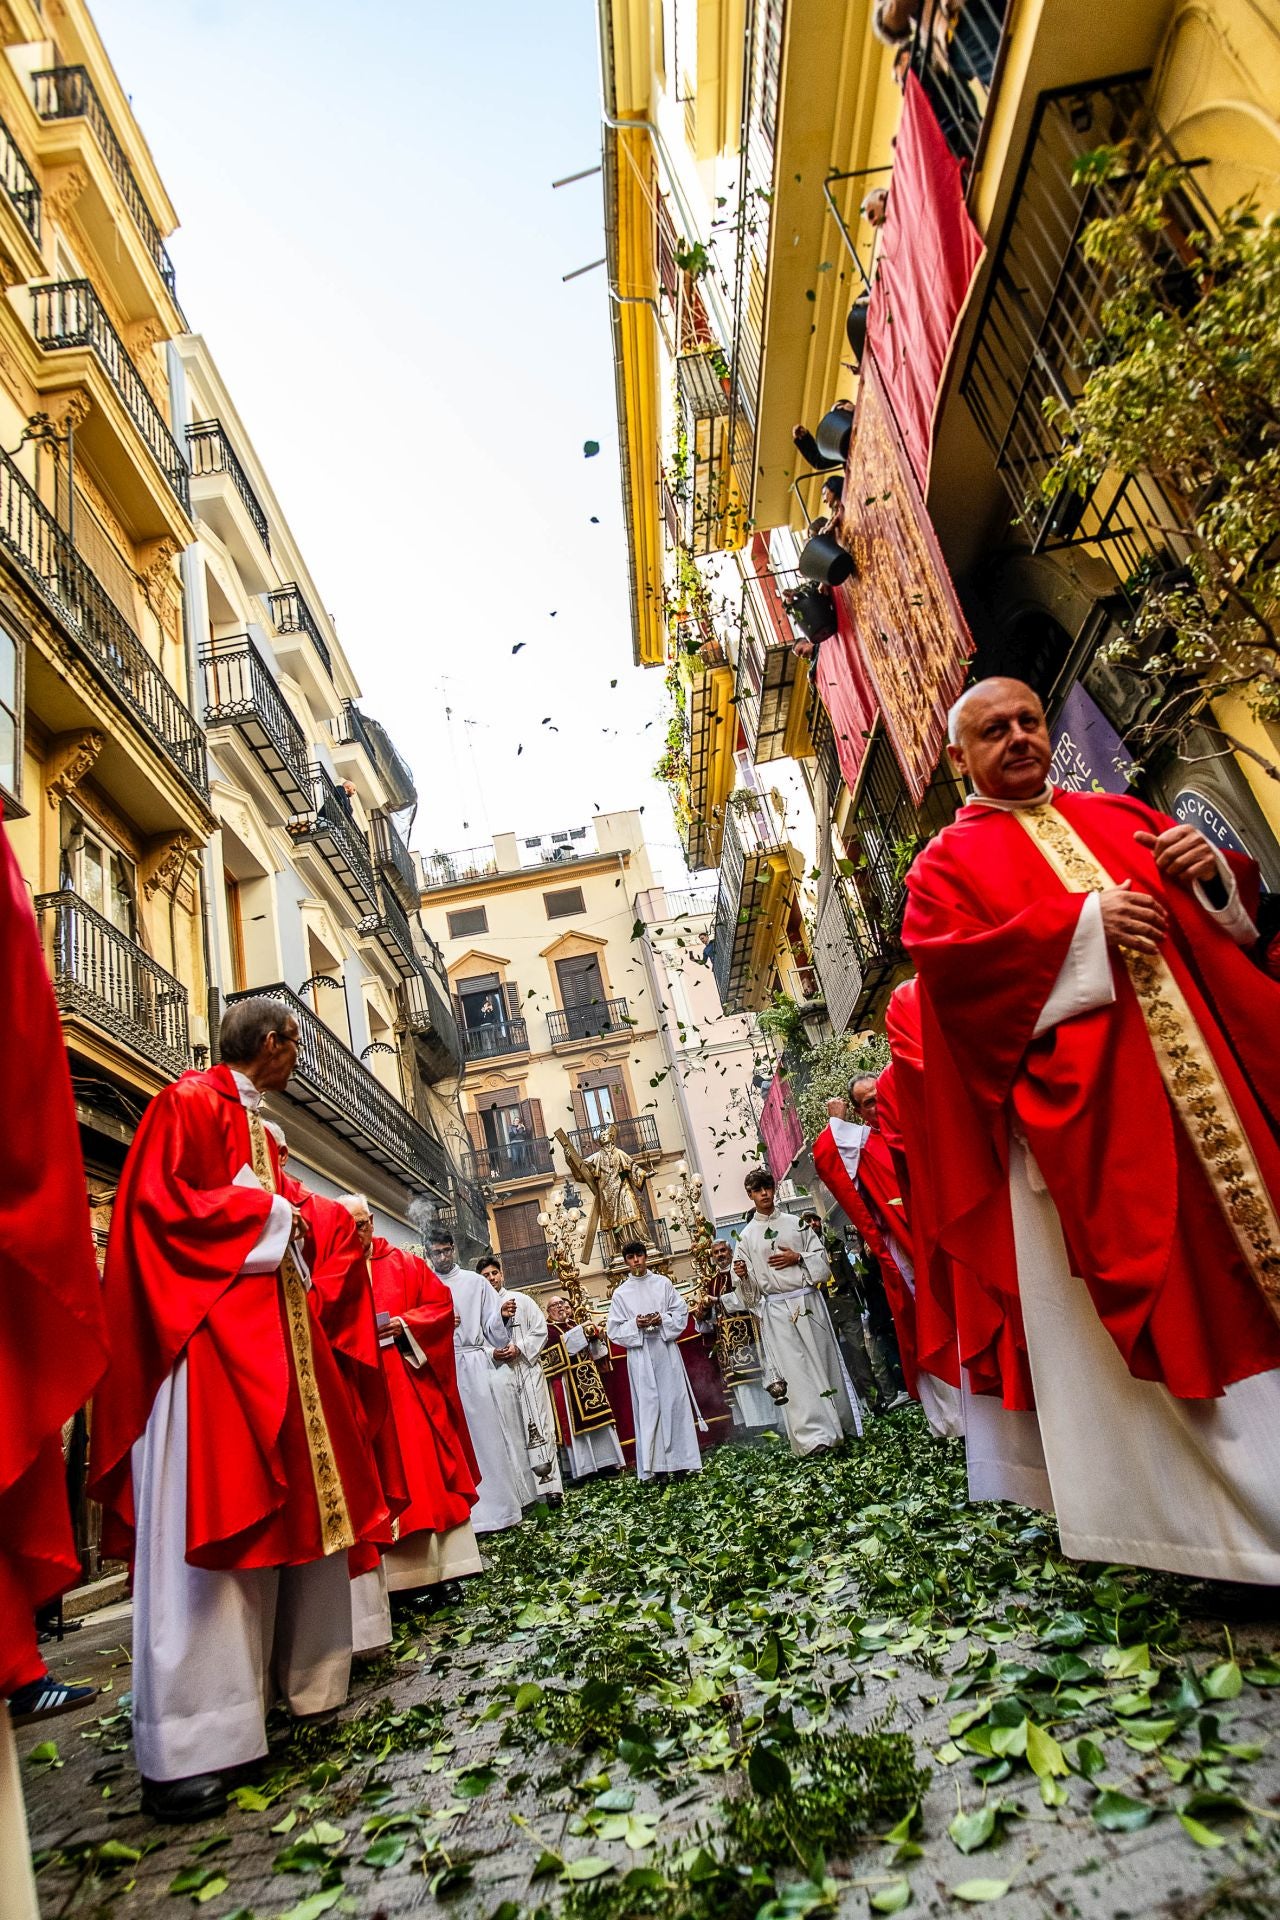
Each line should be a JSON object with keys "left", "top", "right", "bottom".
{"left": 0, "top": 444, "right": 206, "bottom": 794}
{"left": 401, "top": 966, "right": 463, "bottom": 1080}
{"left": 226, "top": 982, "right": 450, "bottom": 1193}
{"left": 460, "top": 1014, "right": 529, "bottom": 1060}
{"left": 32, "top": 281, "right": 190, "bottom": 511}
{"left": 711, "top": 791, "right": 791, "bottom": 1011}
{"left": 0, "top": 110, "right": 39, "bottom": 243}
{"left": 363, "top": 882, "right": 421, "bottom": 978}
{"left": 435, "top": 1173, "right": 491, "bottom": 1258}
{"left": 422, "top": 844, "right": 499, "bottom": 888}
{"left": 463, "top": 1135, "right": 556, "bottom": 1184}
{"left": 546, "top": 998, "right": 632, "bottom": 1045}
{"left": 848, "top": 729, "right": 962, "bottom": 939}
{"left": 907, "top": 0, "right": 1011, "bottom": 170}
{"left": 37, "top": 890, "right": 189, "bottom": 1077}
{"left": 599, "top": 1218, "right": 672, "bottom": 1266}
{"left": 185, "top": 420, "right": 270, "bottom": 552}
{"left": 737, "top": 569, "right": 807, "bottom": 763}
{"left": 567, "top": 1115, "right": 660, "bottom": 1161}
{"left": 493, "top": 1242, "right": 553, "bottom": 1288}
{"left": 199, "top": 635, "right": 311, "bottom": 809}
{"left": 661, "top": 886, "right": 718, "bottom": 918}
{"left": 32, "top": 66, "right": 177, "bottom": 293}
{"left": 371, "top": 809, "right": 418, "bottom": 907}
{"left": 330, "top": 698, "right": 379, "bottom": 766}
{"left": 291, "top": 764, "right": 377, "bottom": 912}
{"left": 268, "top": 583, "right": 332, "bottom": 678}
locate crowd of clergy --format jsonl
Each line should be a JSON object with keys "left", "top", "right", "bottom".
{"left": 3, "top": 673, "right": 1279, "bottom": 1899}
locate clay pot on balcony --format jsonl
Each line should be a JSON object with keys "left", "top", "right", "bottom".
{"left": 845, "top": 296, "right": 870, "bottom": 368}
{"left": 784, "top": 585, "right": 838, "bottom": 645}
{"left": 798, "top": 530, "right": 855, "bottom": 588}
{"left": 815, "top": 404, "right": 854, "bottom": 467}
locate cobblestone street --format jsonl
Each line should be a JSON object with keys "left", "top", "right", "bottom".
{"left": 18, "top": 1430, "right": 1280, "bottom": 1920}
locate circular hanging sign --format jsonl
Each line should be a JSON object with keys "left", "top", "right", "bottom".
{"left": 1171, "top": 789, "right": 1253, "bottom": 862}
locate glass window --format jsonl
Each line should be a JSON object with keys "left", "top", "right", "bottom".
{"left": 447, "top": 905, "right": 488, "bottom": 938}
{"left": 0, "top": 626, "right": 19, "bottom": 798}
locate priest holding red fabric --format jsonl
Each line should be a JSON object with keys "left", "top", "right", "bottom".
{"left": 90, "top": 999, "right": 393, "bottom": 1822}
{"left": 903, "top": 676, "right": 1280, "bottom": 1582}
{"left": 1, "top": 817, "right": 108, "bottom": 1909}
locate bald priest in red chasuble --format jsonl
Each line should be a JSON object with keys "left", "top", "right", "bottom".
{"left": 901, "top": 677, "right": 1280, "bottom": 1584}
{"left": 89, "top": 999, "right": 393, "bottom": 1824}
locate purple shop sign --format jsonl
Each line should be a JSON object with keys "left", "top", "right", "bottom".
{"left": 1049, "top": 683, "right": 1134, "bottom": 796}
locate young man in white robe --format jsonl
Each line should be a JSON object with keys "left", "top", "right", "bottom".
{"left": 477, "top": 1255, "right": 563, "bottom": 1503}
{"left": 428, "top": 1232, "right": 531, "bottom": 1533}
{"left": 734, "top": 1170, "right": 862, "bottom": 1457}
{"left": 606, "top": 1244, "right": 706, "bottom": 1481}
{"left": 693, "top": 1241, "right": 784, "bottom": 1434}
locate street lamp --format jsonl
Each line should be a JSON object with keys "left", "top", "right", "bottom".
{"left": 540, "top": 1184, "right": 590, "bottom": 1324}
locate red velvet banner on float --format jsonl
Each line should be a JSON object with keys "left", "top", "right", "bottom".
{"left": 834, "top": 357, "right": 974, "bottom": 805}
{"left": 760, "top": 1067, "right": 804, "bottom": 1182}
{"left": 866, "top": 70, "right": 984, "bottom": 493}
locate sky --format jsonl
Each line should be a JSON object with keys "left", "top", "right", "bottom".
{"left": 93, "top": 0, "right": 685, "bottom": 878}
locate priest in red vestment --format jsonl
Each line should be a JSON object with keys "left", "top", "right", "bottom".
{"left": 1, "top": 817, "right": 108, "bottom": 1904}
{"left": 903, "top": 676, "right": 1280, "bottom": 1580}
{"left": 336, "top": 1196, "right": 481, "bottom": 1594}
{"left": 89, "top": 998, "right": 393, "bottom": 1821}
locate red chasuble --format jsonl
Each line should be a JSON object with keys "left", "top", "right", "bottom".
{"left": 0, "top": 820, "right": 108, "bottom": 1694}
{"left": 903, "top": 788, "right": 1280, "bottom": 1409}
{"left": 811, "top": 1122, "right": 920, "bottom": 1397}
{"left": 367, "top": 1238, "right": 478, "bottom": 1541}
{"left": 90, "top": 1066, "right": 391, "bottom": 1570}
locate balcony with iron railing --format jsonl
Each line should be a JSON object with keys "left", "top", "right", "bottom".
{"left": 32, "top": 66, "right": 178, "bottom": 294}
{"left": 329, "top": 698, "right": 380, "bottom": 769}
{"left": 37, "top": 890, "right": 190, "bottom": 1078}
{"left": 31, "top": 282, "right": 190, "bottom": 512}
{"left": 226, "top": 983, "right": 450, "bottom": 1194}
{"left": 362, "top": 881, "right": 422, "bottom": 980}
{"left": 185, "top": 420, "right": 270, "bottom": 553}
{"left": 567, "top": 1115, "right": 661, "bottom": 1162}
{"left": 433, "top": 1172, "right": 492, "bottom": 1259}
{"left": 199, "top": 635, "right": 311, "bottom": 811}
{"left": 906, "top": 0, "right": 1011, "bottom": 172}
{"left": 460, "top": 1013, "right": 529, "bottom": 1062}
{"left": 737, "top": 570, "right": 813, "bottom": 764}
{"left": 463, "top": 1135, "right": 556, "bottom": 1186}
{"left": 495, "top": 1242, "right": 553, "bottom": 1288}
{"left": 269, "top": 583, "right": 332, "bottom": 679}
{"left": 0, "top": 443, "right": 206, "bottom": 796}
{"left": 598, "top": 1218, "right": 672, "bottom": 1267}
{"left": 0, "top": 110, "right": 40, "bottom": 245}
{"left": 422, "top": 844, "right": 499, "bottom": 889}
{"left": 289, "top": 765, "right": 378, "bottom": 914}
{"left": 711, "top": 791, "right": 796, "bottom": 1014}
{"left": 546, "top": 998, "right": 632, "bottom": 1046}
{"left": 812, "top": 875, "right": 901, "bottom": 1035}
{"left": 371, "top": 809, "right": 419, "bottom": 911}
{"left": 402, "top": 966, "right": 463, "bottom": 1083}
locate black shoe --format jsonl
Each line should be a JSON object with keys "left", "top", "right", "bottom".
{"left": 7, "top": 1677, "right": 98, "bottom": 1725}
{"left": 140, "top": 1773, "right": 227, "bottom": 1823}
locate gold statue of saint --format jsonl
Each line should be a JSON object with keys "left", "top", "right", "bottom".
{"left": 554, "top": 1123, "right": 649, "bottom": 1256}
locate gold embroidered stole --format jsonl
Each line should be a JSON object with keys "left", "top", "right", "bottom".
{"left": 1012, "top": 803, "right": 1280, "bottom": 1318}
{"left": 245, "top": 1110, "right": 355, "bottom": 1554}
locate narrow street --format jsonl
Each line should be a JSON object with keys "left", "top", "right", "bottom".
{"left": 21, "top": 1423, "right": 1280, "bottom": 1920}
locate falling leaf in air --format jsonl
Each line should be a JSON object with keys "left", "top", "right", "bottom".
{"left": 583, "top": 440, "right": 600, "bottom": 457}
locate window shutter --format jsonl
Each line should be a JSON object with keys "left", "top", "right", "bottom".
{"left": 570, "top": 1087, "right": 590, "bottom": 1129}
{"left": 465, "top": 1110, "right": 486, "bottom": 1152}
{"left": 524, "top": 1096, "right": 545, "bottom": 1138}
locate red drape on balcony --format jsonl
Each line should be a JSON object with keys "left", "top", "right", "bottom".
{"left": 866, "top": 70, "right": 984, "bottom": 492}
{"left": 814, "top": 588, "right": 880, "bottom": 794}
{"left": 833, "top": 358, "right": 974, "bottom": 805}
{"left": 760, "top": 1068, "right": 804, "bottom": 1183}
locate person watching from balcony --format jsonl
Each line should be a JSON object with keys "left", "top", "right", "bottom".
{"left": 861, "top": 187, "right": 890, "bottom": 230}
{"left": 88, "top": 996, "right": 394, "bottom": 1823}
{"left": 790, "top": 397, "right": 855, "bottom": 472}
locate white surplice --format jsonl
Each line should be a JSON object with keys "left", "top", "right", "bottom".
{"left": 964, "top": 788, "right": 1280, "bottom": 1582}
{"left": 735, "top": 1211, "right": 862, "bottom": 1456}
{"left": 130, "top": 1072, "right": 351, "bottom": 1783}
{"left": 490, "top": 1289, "right": 563, "bottom": 1498}
{"left": 559, "top": 1325, "right": 625, "bottom": 1478}
{"left": 439, "top": 1266, "right": 529, "bottom": 1533}
{"left": 606, "top": 1274, "right": 706, "bottom": 1479}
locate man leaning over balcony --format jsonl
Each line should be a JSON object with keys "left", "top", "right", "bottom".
{"left": 89, "top": 999, "right": 394, "bottom": 1822}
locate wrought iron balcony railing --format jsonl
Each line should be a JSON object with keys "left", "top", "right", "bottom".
{"left": 199, "top": 635, "right": 311, "bottom": 811}
{"left": 362, "top": 882, "right": 421, "bottom": 979}
{"left": 330, "top": 698, "right": 379, "bottom": 766}
{"left": 493, "top": 1242, "right": 553, "bottom": 1288}
{"left": 0, "top": 110, "right": 40, "bottom": 244}
{"left": 185, "top": 420, "right": 270, "bottom": 552}
{"left": 812, "top": 876, "right": 897, "bottom": 1035}
{"left": 463, "top": 1136, "right": 555, "bottom": 1185}
{"left": 32, "top": 66, "right": 178, "bottom": 293}
{"left": 268, "top": 583, "right": 332, "bottom": 678}
{"left": 0, "top": 444, "right": 206, "bottom": 795}
{"left": 422, "top": 844, "right": 499, "bottom": 888}
{"left": 546, "top": 998, "right": 632, "bottom": 1045}
{"left": 711, "top": 792, "right": 793, "bottom": 1013}
{"left": 460, "top": 1014, "right": 529, "bottom": 1061}
{"left": 430, "top": 1172, "right": 491, "bottom": 1260}
{"left": 402, "top": 966, "right": 463, "bottom": 1082}
{"left": 371, "top": 809, "right": 419, "bottom": 910}
{"left": 736, "top": 569, "right": 810, "bottom": 764}
{"left": 567, "top": 1114, "right": 661, "bottom": 1161}
{"left": 598, "top": 1218, "right": 672, "bottom": 1267}
{"left": 289, "top": 764, "right": 378, "bottom": 914}
{"left": 225, "top": 983, "right": 450, "bottom": 1194}
{"left": 32, "top": 282, "right": 190, "bottom": 512}
{"left": 37, "top": 890, "right": 190, "bottom": 1077}
{"left": 907, "top": 0, "right": 1010, "bottom": 170}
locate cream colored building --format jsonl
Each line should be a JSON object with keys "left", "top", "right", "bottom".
{"left": 419, "top": 811, "right": 718, "bottom": 1294}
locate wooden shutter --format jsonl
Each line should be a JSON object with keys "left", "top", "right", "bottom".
{"left": 465, "top": 1109, "right": 487, "bottom": 1152}
{"left": 523, "top": 1096, "right": 545, "bottom": 1139}
{"left": 570, "top": 1087, "right": 590, "bottom": 1128}
{"left": 556, "top": 954, "right": 604, "bottom": 1008}
{"left": 495, "top": 1201, "right": 544, "bottom": 1252}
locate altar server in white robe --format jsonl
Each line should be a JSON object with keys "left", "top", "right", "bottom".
{"left": 606, "top": 1244, "right": 706, "bottom": 1479}
{"left": 427, "top": 1231, "right": 529, "bottom": 1533}
{"left": 734, "top": 1169, "right": 862, "bottom": 1457}
{"left": 477, "top": 1256, "right": 563, "bottom": 1500}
